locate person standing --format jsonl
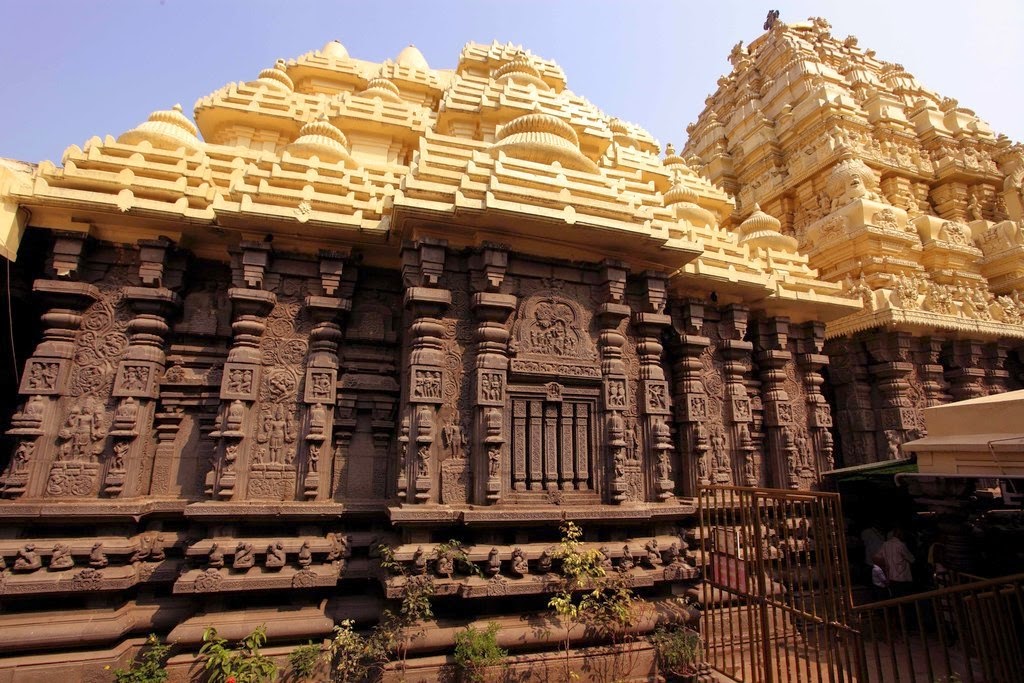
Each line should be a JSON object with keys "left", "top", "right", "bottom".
{"left": 876, "top": 528, "right": 915, "bottom": 597}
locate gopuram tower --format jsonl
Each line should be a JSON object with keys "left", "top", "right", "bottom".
{"left": 0, "top": 31, "right": 911, "bottom": 679}
{"left": 684, "top": 16, "right": 1024, "bottom": 468}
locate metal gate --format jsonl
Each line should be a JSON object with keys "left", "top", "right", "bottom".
{"left": 699, "top": 486, "right": 864, "bottom": 683}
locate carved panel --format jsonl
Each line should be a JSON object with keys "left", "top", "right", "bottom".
{"left": 112, "top": 361, "right": 159, "bottom": 398}
{"left": 19, "top": 360, "right": 68, "bottom": 395}
{"left": 221, "top": 364, "right": 260, "bottom": 401}
{"left": 304, "top": 367, "right": 337, "bottom": 404}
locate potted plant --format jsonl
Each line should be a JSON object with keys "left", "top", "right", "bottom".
{"left": 650, "top": 626, "right": 702, "bottom": 682}
{"left": 453, "top": 622, "right": 507, "bottom": 683}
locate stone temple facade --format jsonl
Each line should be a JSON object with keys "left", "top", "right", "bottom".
{"left": 683, "top": 17, "right": 1024, "bottom": 468}
{"left": 0, "top": 17, "right": 1020, "bottom": 679}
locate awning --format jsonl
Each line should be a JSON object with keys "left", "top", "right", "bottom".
{"left": 820, "top": 457, "right": 918, "bottom": 483}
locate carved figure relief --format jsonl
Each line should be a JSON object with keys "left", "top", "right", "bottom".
{"left": 49, "top": 543, "right": 74, "bottom": 570}
{"left": 510, "top": 293, "right": 599, "bottom": 378}
{"left": 57, "top": 400, "right": 106, "bottom": 463}
{"left": 412, "top": 369, "right": 442, "bottom": 400}
{"left": 479, "top": 371, "right": 504, "bottom": 404}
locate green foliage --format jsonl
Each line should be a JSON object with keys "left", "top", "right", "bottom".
{"left": 453, "top": 622, "right": 507, "bottom": 683}
{"left": 547, "top": 521, "right": 638, "bottom": 682}
{"left": 374, "top": 543, "right": 438, "bottom": 679}
{"left": 327, "top": 620, "right": 379, "bottom": 683}
{"left": 286, "top": 642, "right": 322, "bottom": 681}
{"left": 199, "top": 625, "right": 278, "bottom": 683}
{"left": 649, "top": 627, "right": 702, "bottom": 676}
{"left": 435, "top": 539, "right": 483, "bottom": 577}
{"left": 113, "top": 634, "right": 170, "bottom": 683}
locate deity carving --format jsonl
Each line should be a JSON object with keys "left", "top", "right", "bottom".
{"left": 485, "top": 547, "right": 501, "bottom": 576}
{"left": 619, "top": 546, "right": 634, "bottom": 571}
{"left": 208, "top": 544, "right": 225, "bottom": 569}
{"left": 14, "top": 544, "right": 42, "bottom": 572}
{"left": 412, "top": 369, "right": 442, "bottom": 400}
{"left": 227, "top": 368, "right": 253, "bottom": 395}
{"left": 826, "top": 158, "right": 882, "bottom": 210}
{"left": 57, "top": 402, "right": 107, "bottom": 463}
{"left": 479, "top": 372, "right": 503, "bottom": 403}
{"left": 435, "top": 547, "right": 454, "bottom": 578}
{"left": 257, "top": 406, "right": 296, "bottom": 465}
{"left": 297, "top": 541, "right": 312, "bottom": 568}
{"left": 441, "top": 417, "right": 465, "bottom": 458}
{"left": 49, "top": 543, "right": 74, "bottom": 571}
{"left": 412, "top": 546, "right": 427, "bottom": 575}
{"left": 89, "top": 542, "right": 108, "bottom": 569}
{"left": 25, "top": 362, "right": 59, "bottom": 391}
{"left": 232, "top": 542, "right": 255, "bottom": 570}
{"left": 643, "top": 539, "right": 660, "bottom": 568}
{"left": 510, "top": 547, "right": 529, "bottom": 577}
{"left": 265, "top": 542, "right": 286, "bottom": 568}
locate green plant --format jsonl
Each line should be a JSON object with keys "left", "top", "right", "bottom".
{"left": 375, "top": 543, "right": 437, "bottom": 679}
{"left": 199, "top": 625, "right": 278, "bottom": 683}
{"left": 453, "top": 622, "right": 507, "bottom": 683}
{"left": 649, "top": 626, "right": 702, "bottom": 678}
{"left": 286, "top": 641, "right": 322, "bottom": 681}
{"left": 327, "top": 620, "right": 380, "bottom": 683}
{"left": 547, "top": 521, "right": 638, "bottom": 682}
{"left": 435, "top": 539, "right": 483, "bottom": 577}
{"left": 112, "top": 633, "right": 171, "bottom": 683}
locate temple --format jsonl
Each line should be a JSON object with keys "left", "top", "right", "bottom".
{"left": 683, "top": 17, "right": 1024, "bottom": 468}
{"left": 0, "top": 16, "right": 1021, "bottom": 681}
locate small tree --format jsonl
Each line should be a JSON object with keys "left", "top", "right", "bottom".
{"left": 199, "top": 625, "right": 278, "bottom": 683}
{"left": 327, "top": 620, "right": 378, "bottom": 683}
{"left": 113, "top": 634, "right": 170, "bottom": 683}
{"left": 548, "top": 521, "right": 638, "bottom": 682}
{"left": 453, "top": 622, "right": 507, "bottom": 683}
{"left": 376, "top": 544, "right": 437, "bottom": 678}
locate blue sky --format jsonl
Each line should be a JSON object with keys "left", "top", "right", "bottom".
{"left": 2, "top": 1, "right": 1021, "bottom": 164}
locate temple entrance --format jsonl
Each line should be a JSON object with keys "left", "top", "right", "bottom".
{"left": 699, "top": 485, "right": 863, "bottom": 682}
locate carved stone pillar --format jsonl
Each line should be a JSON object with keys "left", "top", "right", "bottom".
{"left": 755, "top": 317, "right": 800, "bottom": 489}
{"left": 596, "top": 262, "right": 633, "bottom": 503}
{"left": 209, "top": 242, "right": 276, "bottom": 500}
{"left": 866, "top": 331, "right": 916, "bottom": 460}
{"left": 401, "top": 239, "right": 449, "bottom": 504}
{"left": 720, "top": 305, "right": 757, "bottom": 485}
{"left": 302, "top": 250, "right": 351, "bottom": 501}
{"left": 983, "top": 341, "right": 1011, "bottom": 395}
{"left": 106, "top": 238, "right": 181, "bottom": 497}
{"left": 470, "top": 246, "right": 514, "bottom": 504}
{"left": 826, "top": 336, "right": 876, "bottom": 466}
{"left": 943, "top": 339, "right": 987, "bottom": 402}
{"left": 633, "top": 272, "right": 674, "bottom": 501}
{"left": 916, "top": 337, "right": 951, "bottom": 409}
{"left": 796, "top": 321, "right": 834, "bottom": 475}
{"left": 1, "top": 233, "right": 100, "bottom": 499}
{"left": 669, "top": 301, "right": 711, "bottom": 496}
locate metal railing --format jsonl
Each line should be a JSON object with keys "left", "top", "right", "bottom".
{"left": 699, "top": 486, "right": 863, "bottom": 683}
{"left": 854, "top": 572, "right": 1024, "bottom": 683}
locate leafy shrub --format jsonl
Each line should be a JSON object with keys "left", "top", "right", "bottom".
{"left": 649, "top": 626, "right": 702, "bottom": 677}
{"left": 453, "top": 622, "right": 507, "bottom": 683}
{"left": 113, "top": 634, "right": 170, "bottom": 683}
{"left": 199, "top": 625, "right": 278, "bottom": 683}
{"left": 286, "top": 641, "right": 322, "bottom": 681}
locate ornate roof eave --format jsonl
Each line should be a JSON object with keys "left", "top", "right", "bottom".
{"left": 824, "top": 306, "right": 1024, "bottom": 341}
{"left": 387, "top": 193, "right": 703, "bottom": 274}
{"left": 0, "top": 158, "right": 35, "bottom": 260}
